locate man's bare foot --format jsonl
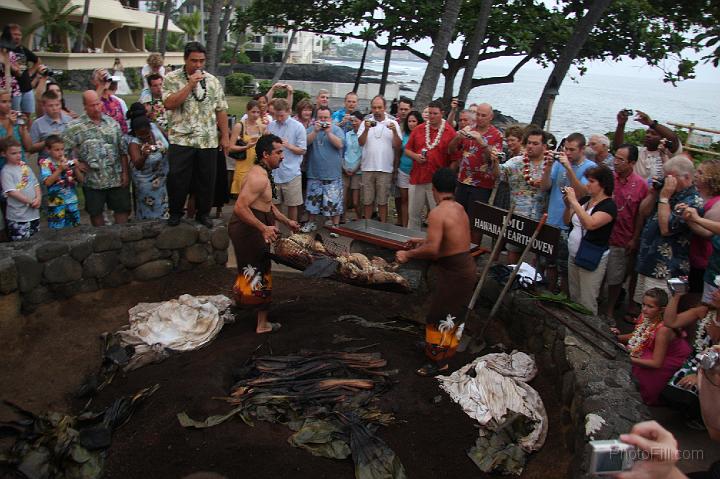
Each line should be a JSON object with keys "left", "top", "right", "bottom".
{"left": 256, "top": 322, "right": 281, "bottom": 334}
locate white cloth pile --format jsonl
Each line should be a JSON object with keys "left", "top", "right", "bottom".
{"left": 507, "top": 263, "right": 543, "bottom": 288}
{"left": 117, "top": 294, "right": 233, "bottom": 359}
{"left": 437, "top": 351, "right": 548, "bottom": 474}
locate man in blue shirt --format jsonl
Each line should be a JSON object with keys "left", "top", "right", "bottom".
{"left": 540, "top": 132, "right": 596, "bottom": 294}
{"left": 300, "top": 106, "right": 345, "bottom": 231}
{"left": 266, "top": 98, "right": 307, "bottom": 222}
{"left": 331, "top": 91, "right": 358, "bottom": 133}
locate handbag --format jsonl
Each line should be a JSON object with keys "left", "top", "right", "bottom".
{"left": 228, "top": 121, "right": 247, "bottom": 160}
{"left": 573, "top": 201, "right": 607, "bottom": 271}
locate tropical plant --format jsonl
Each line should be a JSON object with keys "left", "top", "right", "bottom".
{"left": 27, "top": 0, "right": 81, "bottom": 52}
{"left": 177, "top": 11, "right": 202, "bottom": 41}
{"left": 165, "top": 32, "right": 186, "bottom": 52}
{"left": 225, "top": 72, "right": 255, "bottom": 95}
{"left": 261, "top": 40, "right": 276, "bottom": 63}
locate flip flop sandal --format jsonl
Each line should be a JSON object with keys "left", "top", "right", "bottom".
{"left": 257, "top": 322, "right": 281, "bottom": 334}
{"left": 415, "top": 363, "right": 449, "bottom": 377}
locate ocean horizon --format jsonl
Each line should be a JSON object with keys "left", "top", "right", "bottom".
{"left": 326, "top": 58, "right": 720, "bottom": 141}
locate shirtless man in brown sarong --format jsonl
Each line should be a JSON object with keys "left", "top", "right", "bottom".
{"left": 230, "top": 134, "right": 299, "bottom": 333}
{"left": 395, "top": 168, "right": 476, "bottom": 376}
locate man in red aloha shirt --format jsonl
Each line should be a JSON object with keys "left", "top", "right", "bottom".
{"left": 448, "top": 102, "right": 503, "bottom": 213}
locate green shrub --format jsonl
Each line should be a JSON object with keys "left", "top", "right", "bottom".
{"left": 225, "top": 72, "right": 255, "bottom": 96}
{"left": 258, "top": 80, "right": 273, "bottom": 94}
{"left": 125, "top": 68, "right": 141, "bottom": 90}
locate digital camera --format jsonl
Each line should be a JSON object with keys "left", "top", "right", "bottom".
{"left": 318, "top": 121, "right": 330, "bottom": 129}
{"left": 667, "top": 277, "right": 689, "bottom": 295}
{"left": 652, "top": 177, "right": 665, "bottom": 191}
{"left": 368, "top": 120, "right": 377, "bottom": 127}
{"left": 496, "top": 152, "right": 507, "bottom": 163}
{"left": 622, "top": 109, "right": 633, "bottom": 116}
{"left": 699, "top": 349, "right": 720, "bottom": 370}
{"left": 588, "top": 440, "right": 635, "bottom": 475}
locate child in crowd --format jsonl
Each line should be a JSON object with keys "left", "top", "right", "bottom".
{"left": 612, "top": 288, "right": 691, "bottom": 405}
{"left": 39, "top": 134, "right": 82, "bottom": 229}
{"left": 0, "top": 137, "right": 41, "bottom": 240}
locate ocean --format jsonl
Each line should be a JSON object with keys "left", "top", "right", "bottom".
{"left": 325, "top": 58, "right": 720, "bottom": 140}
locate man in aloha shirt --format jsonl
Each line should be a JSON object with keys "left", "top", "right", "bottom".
{"left": 163, "top": 41, "right": 229, "bottom": 227}
{"left": 634, "top": 156, "right": 703, "bottom": 305}
{"left": 498, "top": 128, "right": 549, "bottom": 222}
{"left": 139, "top": 73, "right": 167, "bottom": 130}
{"left": 63, "top": 90, "right": 129, "bottom": 226}
{"left": 448, "top": 103, "right": 503, "bottom": 212}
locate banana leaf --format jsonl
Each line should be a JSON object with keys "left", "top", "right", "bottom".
{"left": 528, "top": 291, "right": 593, "bottom": 315}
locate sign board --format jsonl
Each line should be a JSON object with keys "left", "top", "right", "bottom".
{"left": 688, "top": 131, "right": 714, "bottom": 149}
{"left": 470, "top": 202, "right": 560, "bottom": 259}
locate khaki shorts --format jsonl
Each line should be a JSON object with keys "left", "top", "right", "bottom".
{"left": 606, "top": 246, "right": 630, "bottom": 286}
{"left": 273, "top": 174, "right": 303, "bottom": 207}
{"left": 362, "top": 171, "right": 392, "bottom": 206}
{"left": 343, "top": 172, "right": 362, "bottom": 190}
{"left": 633, "top": 274, "right": 671, "bottom": 304}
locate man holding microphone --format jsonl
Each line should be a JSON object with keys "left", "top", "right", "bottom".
{"left": 163, "top": 41, "right": 230, "bottom": 227}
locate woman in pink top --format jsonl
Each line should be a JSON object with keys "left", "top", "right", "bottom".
{"left": 612, "top": 288, "right": 691, "bottom": 405}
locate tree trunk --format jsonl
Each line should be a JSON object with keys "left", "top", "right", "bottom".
{"left": 457, "top": 0, "right": 493, "bottom": 102}
{"left": 272, "top": 29, "right": 297, "bottom": 83}
{"left": 379, "top": 36, "right": 393, "bottom": 96}
{"left": 158, "top": 0, "right": 173, "bottom": 56}
{"left": 205, "top": 0, "right": 223, "bottom": 74}
{"left": 353, "top": 38, "right": 370, "bottom": 93}
{"left": 213, "top": 3, "right": 233, "bottom": 71}
{"left": 441, "top": 59, "right": 462, "bottom": 104}
{"left": 531, "top": 0, "right": 613, "bottom": 128}
{"left": 414, "top": 0, "right": 463, "bottom": 108}
{"left": 72, "top": 0, "right": 91, "bottom": 53}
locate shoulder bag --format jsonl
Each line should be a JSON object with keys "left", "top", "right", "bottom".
{"left": 573, "top": 200, "right": 607, "bottom": 271}
{"left": 228, "top": 120, "right": 247, "bottom": 161}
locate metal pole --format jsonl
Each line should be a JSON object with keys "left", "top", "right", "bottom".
{"left": 200, "top": 0, "right": 205, "bottom": 44}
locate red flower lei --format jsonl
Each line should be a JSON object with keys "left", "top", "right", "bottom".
{"left": 522, "top": 153, "right": 551, "bottom": 188}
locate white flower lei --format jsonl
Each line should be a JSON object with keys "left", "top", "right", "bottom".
{"left": 425, "top": 119, "right": 446, "bottom": 151}
{"left": 627, "top": 314, "right": 661, "bottom": 358}
{"left": 694, "top": 309, "right": 715, "bottom": 353}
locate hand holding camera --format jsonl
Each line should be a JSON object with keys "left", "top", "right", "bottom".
{"left": 365, "top": 119, "right": 377, "bottom": 128}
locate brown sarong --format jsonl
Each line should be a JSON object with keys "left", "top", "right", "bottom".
{"left": 425, "top": 251, "right": 476, "bottom": 362}
{"left": 229, "top": 208, "right": 275, "bottom": 310}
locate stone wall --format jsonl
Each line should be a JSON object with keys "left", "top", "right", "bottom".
{"left": 0, "top": 221, "right": 229, "bottom": 317}
{"left": 479, "top": 281, "right": 651, "bottom": 478}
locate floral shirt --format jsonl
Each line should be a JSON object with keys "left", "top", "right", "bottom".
{"left": 636, "top": 185, "right": 703, "bottom": 279}
{"left": 139, "top": 90, "right": 168, "bottom": 130}
{"left": 499, "top": 155, "right": 547, "bottom": 221}
{"left": 162, "top": 68, "right": 228, "bottom": 149}
{"left": 0, "top": 51, "right": 20, "bottom": 97}
{"left": 101, "top": 95, "right": 128, "bottom": 133}
{"left": 457, "top": 125, "right": 504, "bottom": 189}
{"left": 62, "top": 114, "right": 124, "bottom": 190}
{"left": 39, "top": 157, "right": 79, "bottom": 207}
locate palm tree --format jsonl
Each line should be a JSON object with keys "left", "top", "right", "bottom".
{"left": 72, "top": 0, "right": 90, "bottom": 52}
{"left": 27, "top": 0, "right": 81, "bottom": 52}
{"left": 177, "top": 11, "right": 202, "bottom": 41}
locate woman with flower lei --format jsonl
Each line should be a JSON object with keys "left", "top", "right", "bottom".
{"left": 658, "top": 284, "right": 720, "bottom": 427}
{"left": 611, "top": 288, "right": 691, "bottom": 405}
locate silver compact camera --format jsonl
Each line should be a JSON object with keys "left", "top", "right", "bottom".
{"left": 496, "top": 151, "right": 507, "bottom": 163}
{"left": 368, "top": 120, "right": 377, "bottom": 127}
{"left": 66, "top": 159, "right": 76, "bottom": 168}
{"left": 667, "top": 277, "right": 689, "bottom": 295}
{"left": 699, "top": 349, "right": 720, "bottom": 370}
{"left": 589, "top": 440, "right": 635, "bottom": 475}
{"left": 149, "top": 145, "right": 158, "bottom": 152}
{"left": 317, "top": 121, "right": 330, "bottom": 129}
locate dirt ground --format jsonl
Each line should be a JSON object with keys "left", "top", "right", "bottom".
{"left": 0, "top": 265, "right": 572, "bottom": 479}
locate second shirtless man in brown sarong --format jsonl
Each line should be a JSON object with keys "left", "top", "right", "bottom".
{"left": 229, "top": 134, "right": 299, "bottom": 334}
{"left": 395, "top": 167, "right": 476, "bottom": 376}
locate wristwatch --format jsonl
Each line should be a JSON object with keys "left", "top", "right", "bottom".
{"left": 658, "top": 198, "right": 669, "bottom": 204}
